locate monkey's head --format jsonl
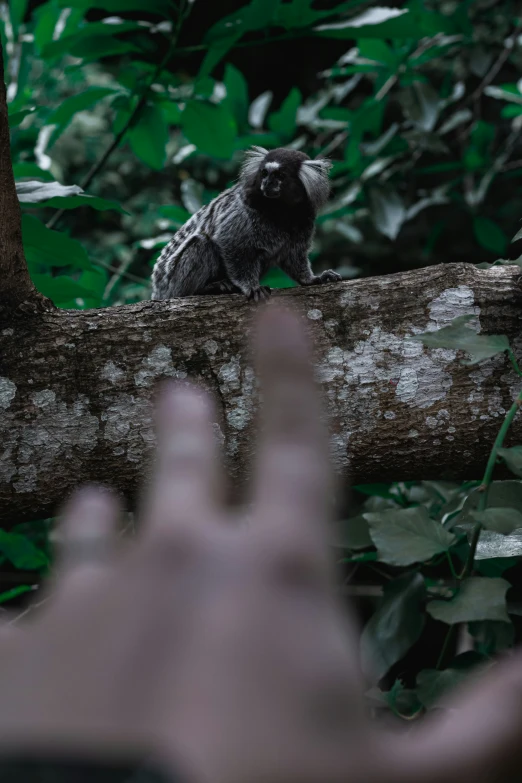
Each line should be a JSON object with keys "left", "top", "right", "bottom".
{"left": 240, "top": 147, "right": 332, "bottom": 212}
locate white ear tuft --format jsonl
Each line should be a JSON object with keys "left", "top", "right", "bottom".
{"left": 240, "top": 146, "right": 268, "bottom": 181}
{"left": 298, "top": 158, "right": 332, "bottom": 210}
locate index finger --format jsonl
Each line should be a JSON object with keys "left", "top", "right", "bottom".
{"left": 252, "top": 306, "right": 334, "bottom": 538}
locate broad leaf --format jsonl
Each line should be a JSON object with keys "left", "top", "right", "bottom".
{"left": 181, "top": 101, "right": 237, "bottom": 159}
{"left": 22, "top": 215, "right": 92, "bottom": 271}
{"left": 498, "top": 446, "right": 522, "bottom": 477}
{"left": 474, "top": 217, "right": 507, "bottom": 256}
{"left": 41, "top": 21, "right": 142, "bottom": 59}
{"left": 205, "top": 0, "right": 281, "bottom": 44}
{"left": 470, "top": 507, "right": 522, "bottom": 534}
{"left": 224, "top": 64, "right": 249, "bottom": 130}
{"left": 369, "top": 188, "right": 405, "bottom": 240}
{"left": 315, "top": 8, "right": 418, "bottom": 39}
{"left": 364, "top": 507, "right": 456, "bottom": 566}
{"left": 128, "top": 104, "right": 168, "bottom": 170}
{"left": 268, "top": 87, "right": 302, "bottom": 138}
{"left": 427, "top": 577, "right": 510, "bottom": 624}
{"left": 60, "top": 0, "right": 172, "bottom": 11}
{"left": 337, "top": 515, "right": 373, "bottom": 550}
{"left": 468, "top": 620, "right": 514, "bottom": 655}
{"left": 16, "top": 180, "right": 127, "bottom": 213}
{"left": 8, "top": 107, "right": 35, "bottom": 128}
{"left": 13, "top": 163, "right": 54, "bottom": 181}
{"left": 158, "top": 204, "right": 192, "bottom": 227}
{"left": 462, "top": 481, "right": 522, "bottom": 515}
{"left": 410, "top": 314, "right": 509, "bottom": 365}
{"left": 17, "top": 180, "right": 82, "bottom": 201}
{"left": 0, "top": 585, "right": 37, "bottom": 605}
{"left": 31, "top": 274, "right": 98, "bottom": 306}
{"left": 475, "top": 529, "right": 522, "bottom": 560}
{"left": 416, "top": 668, "right": 469, "bottom": 709}
{"left": 260, "top": 268, "right": 296, "bottom": 289}
{"left": 46, "top": 87, "right": 119, "bottom": 145}
{"left": 0, "top": 531, "right": 48, "bottom": 570}
{"left": 360, "top": 572, "right": 426, "bottom": 681}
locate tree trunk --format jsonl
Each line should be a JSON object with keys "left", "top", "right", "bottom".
{"left": 1, "top": 261, "right": 522, "bottom": 524}
{"left": 0, "top": 48, "right": 50, "bottom": 318}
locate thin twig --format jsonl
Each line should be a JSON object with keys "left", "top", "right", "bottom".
{"left": 46, "top": 0, "right": 191, "bottom": 231}
{"left": 95, "top": 257, "right": 148, "bottom": 285}
{"left": 102, "top": 254, "right": 137, "bottom": 301}
{"left": 466, "top": 22, "right": 522, "bottom": 107}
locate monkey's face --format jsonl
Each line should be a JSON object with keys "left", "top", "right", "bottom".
{"left": 258, "top": 160, "right": 305, "bottom": 206}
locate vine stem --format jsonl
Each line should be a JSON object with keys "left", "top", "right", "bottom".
{"left": 46, "top": 0, "right": 191, "bottom": 230}
{"left": 437, "top": 348, "right": 522, "bottom": 669}
{"left": 461, "top": 388, "right": 522, "bottom": 578}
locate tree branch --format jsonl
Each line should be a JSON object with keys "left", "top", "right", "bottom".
{"left": 0, "top": 42, "right": 50, "bottom": 317}
{"left": 1, "top": 262, "right": 522, "bottom": 525}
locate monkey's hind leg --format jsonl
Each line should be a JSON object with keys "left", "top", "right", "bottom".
{"left": 161, "top": 236, "right": 223, "bottom": 298}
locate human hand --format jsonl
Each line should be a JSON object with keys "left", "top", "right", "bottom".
{"left": 0, "top": 306, "right": 521, "bottom": 783}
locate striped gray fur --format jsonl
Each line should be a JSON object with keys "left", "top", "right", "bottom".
{"left": 151, "top": 146, "right": 341, "bottom": 303}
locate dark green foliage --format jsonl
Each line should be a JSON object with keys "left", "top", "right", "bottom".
{"left": 360, "top": 572, "right": 426, "bottom": 681}
{"left": 4, "top": 0, "right": 522, "bottom": 719}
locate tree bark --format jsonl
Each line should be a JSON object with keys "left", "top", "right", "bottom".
{"left": 1, "top": 261, "right": 522, "bottom": 524}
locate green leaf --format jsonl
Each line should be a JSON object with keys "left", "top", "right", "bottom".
{"left": 0, "top": 585, "right": 37, "bottom": 605}
{"left": 369, "top": 188, "right": 405, "bottom": 239}
{"left": 46, "top": 87, "right": 119, "bottom": 145}
{"left": 60, "top": 0, "right": 172, "bottom": 11}
{"left": 246, "top": 0, "right": 281, "bottom": 28}
{"left": 315, "top": 7, "right": 419, "bottom": 39}
{"left": 64, "top": 37, "right": 142, "bottom": 64}
{"left": 260, "top": 268, "right": 296, "bottom": 289}
{"left": 199, "top": 35, "right": 241, "bottom": 79}
{"left": 427, "top": 577, "right": 510, "bottom": 624}
{"left": 410, "top": 315, "right": 510, "bottom": 365}
{"left": 31, "top": 274, "right": 97, "bottom": 306}
{"left": 41, "top": 21, "right": 142, "bottom": 58}
{"left": 358, "top": 38, "right": 398, "bottom": 68}
{"left": 474, "top": 217, "right": 507, "bottom": 256}
{"left": 0, "top": 530, "right": 48, "bottom": 570}
{"left": 17, "top": 180, "right": 83, "bottom": 202}
{"left": 13, "top": 163, "right": 54, "bottom": 181}
{"left": 360, "top": 573, "right": 426, "bottom": 681}
{"left": 158, "top": 204, "right": 192, "bottom": 227}
{"left": 416, "top": 668, "right": 470, "bottom": 709}
{"left": 22, "top": 215, "right": 92, "bottom": 271}
{"left": 468, "top": 621, "right": 514, "bottom": 656}
{"left": 461, "top": 481, "right": 522, "bottom": 518}
{"left": 364, "top": 507, "right": 456, "bottom": 566}
{"left": 268, "top": 87, "right": 301, "bottom": 138}
{"left": 8, "top": 107, "right": 35, "bottom": 128}
{"left": 17, "top": 182, "right": 126, "bottom": 214}
{"left": 128, "top": 104, "right": 168, "bottom": 170}
{"left": 181, "top": 101, "right": 237, "bottom": 159}
{"left": 475, "top": 529, "right": 522, "bottom": 561}
{"left": 205, "top": 0, "right": 281, "bottom": 44}
{"left": 498, "top": 447, "right": 522, "bottom": 478}
{"left": 355, "top": 483, "right": 396, "bottom": 500}
{"left": 224, "top": 64, "right": 249, "bottom": 130}
{"left": 470, "top": 507, "right": 522, "bottom": 535}
{"left": 337, "top": 515, "right": 373, "bottom": 551}
{"left": 75, "top": 267, "right": 109, "bottom": 307}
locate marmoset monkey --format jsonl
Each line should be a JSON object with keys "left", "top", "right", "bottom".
{"left": 151, "top": 146, "right": 341, "bottom": 302}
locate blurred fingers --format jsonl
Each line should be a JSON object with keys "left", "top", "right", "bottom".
{"left": 141, "top": 382, "right": 223, "bottom": 542}
{"left": 253, "top": 306, "right": 333, "bottom": 535}
{"left": 54, "top": 485, "right": 120, "bottom": 584}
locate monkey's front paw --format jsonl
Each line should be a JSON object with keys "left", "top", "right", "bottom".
{"left": 315, "top": 269, "right": 342, "bottom": 284}
{"left": 246, "top": 285, "right": 271, "bottom": 303}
